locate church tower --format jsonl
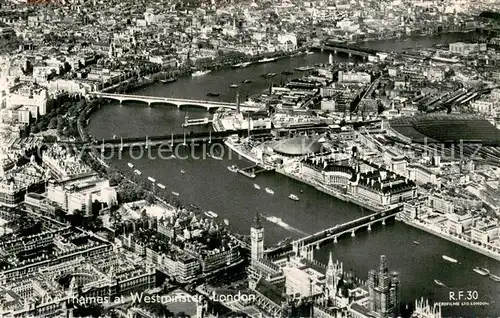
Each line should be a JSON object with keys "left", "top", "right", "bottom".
{"left": 250, "top": 213, "right": 264, "bottom": 266}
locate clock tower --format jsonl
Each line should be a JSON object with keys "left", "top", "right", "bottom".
{"left": 250, "top": 213, "right": 264, "bottom": 266}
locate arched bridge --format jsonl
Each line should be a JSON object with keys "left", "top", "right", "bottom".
{"left": 89, "top": 92, "right": 239, "bottom": 110}
{"left": 266, "top": 204, "right": 402, "bottom": 259}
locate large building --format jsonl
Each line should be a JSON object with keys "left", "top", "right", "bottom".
{"left": 250, "top": 214, "right": 264, "bottom": 266}
{"left": 367, "top": 255, "right": 400, "bottom": 317}
{"left": 348, "top": 169, "right": 417, "bottom": 206}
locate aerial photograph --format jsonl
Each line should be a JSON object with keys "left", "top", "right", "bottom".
{"left": 0, "top": 0, "right": 500, "bottom": 317}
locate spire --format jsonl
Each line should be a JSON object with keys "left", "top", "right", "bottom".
{"left": 253, "top": 213, "right": 262, "bottom": 229}
{"left": 328, "top": 252, "right": 333, "bottom": 269}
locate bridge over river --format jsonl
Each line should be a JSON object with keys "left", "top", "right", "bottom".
{"left": 90, "top": 92, "right": 239, "bottom": 110}
{"left": 311, "top": 40, "right": 380, "bottom": 58}
{"left": 265, "top": 204, "right": 403, "bottom": 259}
{"left": 63, "top": 128, "right": 274, "bottom": 150}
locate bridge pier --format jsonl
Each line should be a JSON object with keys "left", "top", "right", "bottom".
{"left": 382, "top": 219, "right": 386, "bottom": 226}
{"left": 351, "top": 230, "right": 355, "bottom": 237}
{"left": 334, "top": 49, "right": 337, "bottom": 55}
{"left": 334, "top": 236, "right": 337, "bottom": 243}
{"left": 367, "top": 224, "right": 371, "bottom": 231}
{"left": 349, "top": 52, "right": 352, "bottom": 58}
{"left": 316, "top": 243, "right": 320, "bottom": 250}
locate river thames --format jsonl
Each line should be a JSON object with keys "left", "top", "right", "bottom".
{"left": 88, "top": 33, "right": 500, "bottom": 316}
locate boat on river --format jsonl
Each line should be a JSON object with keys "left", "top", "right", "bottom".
{"left": 253, "top": 184, "right": 261, "bottom": 190}
{"left": 134, "top": 169, "right": 142, "bottom": 175}
{"left": 160, "top": 78, "right": 177, "bottom": 84}
{"left": 224, "top": 219, "right": 229, "bottom": 226}
{"left": 489, "top": 274, "right": 500, "bottom": 282}
{"left": 206, "top": 92, "right": 220, "bottom": 97}
{"left": 258, "top": 57, "right": 277, "bottom": 63}
{"left": 127, "top": 163, "right": 134, "bottom": 168}
{"left": 442, "top": 255, "right": 457, "bottom": 263}
{"left": 148, "top": 177, "right": 156, "bottom": 183}
{"left": 205, "top": 211, "right": 218, "bottom": 218}
{"left": 228, "top": 165, "right": 238, "bottom": 173}
{"left": 265, "top": 188, "right": 274, "bottom": 195}
{"left": 230, "top": 84, "right": 239, "bottom": 88}
{"left": 192, "top": 70, "right": 211, "bottom": 77}
{"left": 242, "top": 79, "right": 252, "bottom": 84}
{"left": 295, "top": 66, "right": 314, "bottom": 71}
{"left": 473, "top": 267, "right": 490, "bottom": 276}
{"left": 288, "top": 194, "right": 299, "bottom": 201}
{"left": 413, "top": 241, "right": 419, "bottom": 245}
{"left": 180, "top": 170, "right": 186, "bottom": 174}
{"left": 157, "top": 183, "right": 165, "bottom": 189}
{"left": 172, "top": 191, "right": 179, "bottom": 196}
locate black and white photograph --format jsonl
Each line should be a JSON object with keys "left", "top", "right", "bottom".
{"left": 0, "top": 0, "right": 499, "bottom": 317}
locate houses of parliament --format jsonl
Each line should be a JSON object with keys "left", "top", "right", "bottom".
{"left": 248, "top": 214, "right": 442, "bottom": 318}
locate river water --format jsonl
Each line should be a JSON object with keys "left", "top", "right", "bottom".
{"left": 88, "top": 32, "right": 500, "bottom": 316}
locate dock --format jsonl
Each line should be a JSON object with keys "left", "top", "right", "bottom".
{"left": 237, "top": 164, "right": 274, "bottom": 178}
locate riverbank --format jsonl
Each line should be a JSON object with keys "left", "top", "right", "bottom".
{"left": 223, "top": 138, "right": 384, "bottom": 212}
{"left": 403, "top": 219, "right": 500, "bottom": 262}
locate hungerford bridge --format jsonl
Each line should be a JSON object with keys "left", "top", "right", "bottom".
{"left": 90, "top": 92, "right": 239, "bottom": 110}
{"left": 266, "top": 204, "right": 403, "bottom": 258}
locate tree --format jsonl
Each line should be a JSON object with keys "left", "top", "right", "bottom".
{"left": 48, "top": 117, "right": 58, "bottom": 129}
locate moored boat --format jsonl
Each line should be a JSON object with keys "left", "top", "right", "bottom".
{"left": 242, "top": 79, "right": 252, "bottom": 84}
{"left": 172, "top": 191, "right": 179, "bottom": 196}
{"left": 413, "top": 241, "right": 419, "bottom": 245}
{"left": 148, "top": 177, "right": 156, "bottom": 183}
{"left": 253, "top": 184, "right": 261, "bottom": 190}
{"left": 288, "top": 194, "right": 299, "bottom": 201}
{"left": 230, "top": 84, "right": 239, "bottom": 88}
{"left": 206, "top": 92, "right": 220, "bottom": 97}
{"left": 224, "top": 219, "right": 229, "bottom": 226}
{"left": 473, "top": 267, "right": 490, "bottom": 276}
{"left": 295, "top": 66, "right": 314, "bottom": 71}
{"left": 180, "top": 170, "right": 186, "bottom": 174}
{"left": 240, "top": 61, "right": 252, "bottom": 67}
{"left": 127, "top": 162, "right": 134, "bottom": 168}
{"left": 489, "top": 274, "right": 500, "bottom": 282}
{"left": 267, "top": 216, "right": 281, "bottom": 224}
{"left": 265, "top": 188, "right": 274, "bottom": 195}
{"left": 227, "top": 165, "right": 238, "bottom": 173}
{"left": 134, "top": 169, "right": 142, "bottom": 175}
{"left": 157, "top": 183, "right": 165, "bottom": 189}
{"left": 442, "top": 255, "right": 457, "bottom": 263}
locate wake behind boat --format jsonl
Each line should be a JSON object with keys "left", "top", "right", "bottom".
{"left": 442, "top": 255, "right": 457, "bottom": 263}
{"left": 473, "top": 267, "right": 490, "bottom": 276}
{"left": 434, "top": 279, "right": 445, "bottom": 287}
{"left": 265, "top": 188, "right": 274, "bottom": 195}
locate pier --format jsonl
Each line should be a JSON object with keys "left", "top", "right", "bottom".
{"left": 182, "top": 117, "right": 213, "bottom": 127}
